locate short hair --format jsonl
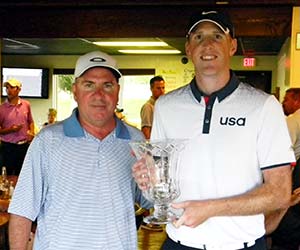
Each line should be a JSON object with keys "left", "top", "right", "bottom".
{"left": 150, "top": 76, "right": 164, "bottom": 88}
{"left": 48, "top": 108, "right": 57, "bottom": 116}
{"left": 286, "top": 88, "right": 300, "bottom": 100}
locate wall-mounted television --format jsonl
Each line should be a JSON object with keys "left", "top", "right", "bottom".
{"left": 1, "top": 67, "right": 49, "bottom": 99}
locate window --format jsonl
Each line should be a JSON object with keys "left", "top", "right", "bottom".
{"left": 53, "top": 70, "right": 76, "bottom": 121}
{"left": 119, "top": 75, "right": 153, "bottom": 128}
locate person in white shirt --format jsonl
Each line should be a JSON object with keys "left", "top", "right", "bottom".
{"left": 132, "top": 10, "right": 295, "bottom": 250}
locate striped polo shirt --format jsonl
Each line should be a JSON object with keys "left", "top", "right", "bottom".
{"left": 9, "top": 108, "right": 151, "bottom": 250}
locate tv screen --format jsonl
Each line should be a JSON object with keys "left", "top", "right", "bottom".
{"left": 1, "top": 67, "right": 49, "bottom": 98}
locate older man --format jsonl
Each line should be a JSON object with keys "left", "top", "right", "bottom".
{"left": 8, "top": 51, "right": 151, "bottom": 250}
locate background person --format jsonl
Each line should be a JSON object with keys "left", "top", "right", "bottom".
{"left": 0, "top": 78, "right": 35, "bottom": 176}
{"left": 8, "top": 51, "right": 151, "bottom": 250}
{"left": 282, "top": 88, "right": 300, "bottom": 160}
{"left": 264, "top": 88, "right": 300, "bottom": 250}
{"left": 138, "top": 75, "right": 166, "bottom": 232}
{"left": 43, "top": 108, "right": 57, "bottom": 127}
{"left": 140, "top": 75, "right": 165, "bottom": 139}
{"left": 133, "top": 10, "right": 294, "bottom": 250}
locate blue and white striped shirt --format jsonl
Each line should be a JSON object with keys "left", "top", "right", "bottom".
{"left": 9, "top": 108, "right": 151, "bottom": 250}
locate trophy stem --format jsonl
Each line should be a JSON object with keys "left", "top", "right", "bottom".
{"left": 153, "top": 203, "right": 169, "bottom": 221}
{"left": 143, "top": 203, "right": 176, "bottom": 225}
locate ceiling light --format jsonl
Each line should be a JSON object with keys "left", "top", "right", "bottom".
{"left": 93, "top": 41, "right": 169, "bottom": 47}
{"left": 4, "top": 38, "right": 40, "bottom": 49}
{"left": 118, "top": 49, "right": 181, "bottom": 54}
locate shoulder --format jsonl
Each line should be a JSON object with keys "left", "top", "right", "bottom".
{"left": 27, "top": 122, "right": 65, "bottom": 156}
{"left": 237, "top": 82, "right": 269, "bottom": 99}
{"left": 123, "top": 122, "right": 144, "bottom": 141}
{"left": 141, "top": 98, "right": 154, "bottom": 108}
{"left": 234, "top": 82, "right": 278, "bottom": 107}
{"left": 19, "top": 99, "right": 32, "bottom": 109}
{"left": 38, "top": 121, "right": 65, "bottom": 140}
{"left": 141, "top": 102, "right": 153, "bottom": 113}
{"left": 0, "top": 103, "right": 5, "bottom": 112}
{"left": 157, "top": 84, "right": 190, "bottom": 105}
{"left": 287, "top": 112, "right": 300, "bottom": 125}
{"left": 20, "top": 98, "right": 31, "bottom": 105}
{"left": 0, "top": 102, "right": 9, "bottom": 110}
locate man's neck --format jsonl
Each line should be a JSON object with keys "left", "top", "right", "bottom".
{"left": 79, "top": 117, "right": 116, "bottom": 140}
{"left": 8, "top": 96, "right": 20, "bottom": 105}
{"left": 195, "top": 71, "right": 230, "bottom": 95}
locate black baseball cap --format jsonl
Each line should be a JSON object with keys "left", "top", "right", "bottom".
{"left": 186, "top": 10, "right": 235, "bottom": 38}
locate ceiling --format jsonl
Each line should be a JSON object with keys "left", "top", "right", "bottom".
{"left": 1, "top": 0, "right": 299, "bottom": 56}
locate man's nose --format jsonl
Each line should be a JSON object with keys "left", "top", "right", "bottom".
{"left": 202, "top": 36, "right": 214, "bottom": 46}
{"left": 94, "top": 86, "right": 107, "bottom": 96}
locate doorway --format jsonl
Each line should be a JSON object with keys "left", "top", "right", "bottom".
{"left": 234, "top": 71, "right": 272, "bottom": 93}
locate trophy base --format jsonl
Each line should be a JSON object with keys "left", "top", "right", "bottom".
{"left": 143, "top": 213, "right": 178, "bottom": 225}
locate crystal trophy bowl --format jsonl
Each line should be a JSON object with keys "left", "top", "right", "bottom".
{"left": 130, "top": 139, "right": 186, "bottom": 224}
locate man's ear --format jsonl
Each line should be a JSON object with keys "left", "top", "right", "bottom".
{"left": 72, "top": 84, "right": 77, "bottom": 102}
{"left": 185, "top": 41, "right": 192, "bottom": 58}
{"left": 229, "top": 38, "right": 238, "bottom": 56}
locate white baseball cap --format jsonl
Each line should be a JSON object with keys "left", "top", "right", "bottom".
{"left": 74, "top": 51, "right": 122, "bottom": 78}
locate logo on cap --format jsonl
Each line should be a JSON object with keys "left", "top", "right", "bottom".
{"left": 202, "top": 11, "right": 217, "bottom": 15}
{"left": 90, "top": 57, "right": 106, "bottom": 63}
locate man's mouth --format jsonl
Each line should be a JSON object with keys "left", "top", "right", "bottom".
{"left": 201, "top": 55, "right": 217, "bottom": 61}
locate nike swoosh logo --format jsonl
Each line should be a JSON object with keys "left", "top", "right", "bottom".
{"left": 202, "top": 11, "right": 217, "bottom": 15}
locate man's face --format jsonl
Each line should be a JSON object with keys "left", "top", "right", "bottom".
{"left": 185, "top": 22, "right": 237, "bottom": 77}
{"left": 72, "top": 67, "right": 120, "bottom": 128}
{"left": 282, "top": 91, "right": 300, "bottom": 116}
{"left": 48, "top": 113, "right": 56, "bottom": 124}
{"left": 5, "top": 84, "right": 20, "bottom": 99}
{"left": 151, "top": 80, "right": 165, "bottom": 99}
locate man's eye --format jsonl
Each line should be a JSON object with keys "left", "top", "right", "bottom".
{"left": 103, "top": 82, "right": 114, "bottom": 92}
{"left": 215, "top": 34, "right": 223, "bottom": 40}
{"left": 193, "top": 34, "right": 202, "bottom": 41}
{"left": 85, "top": 83, "right": 92, "bottom": 88}
{"left": 83, "top": 82, "right": 95, "bottom": 89}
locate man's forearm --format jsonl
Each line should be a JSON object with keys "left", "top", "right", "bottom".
{"left": 172, "top": 165, "right": 293, "bottom": 229}
{"left": 9, "top": 214, "right": 32, "bottom": 250}
{"left": 141, "top": 126, "right": 151, "bottom": 139}
{"left": 29, "top": 122, "right": 35, "bottom": 135}
{"left": 0, "top": 127, "right": 13, "bottom": 135}
{"left": 209, "top": 165, "right": 292, "bottom": 217}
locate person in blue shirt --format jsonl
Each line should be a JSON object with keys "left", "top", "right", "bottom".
{"left": 8, "top": 51, "right": 151, "bottom": 250}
